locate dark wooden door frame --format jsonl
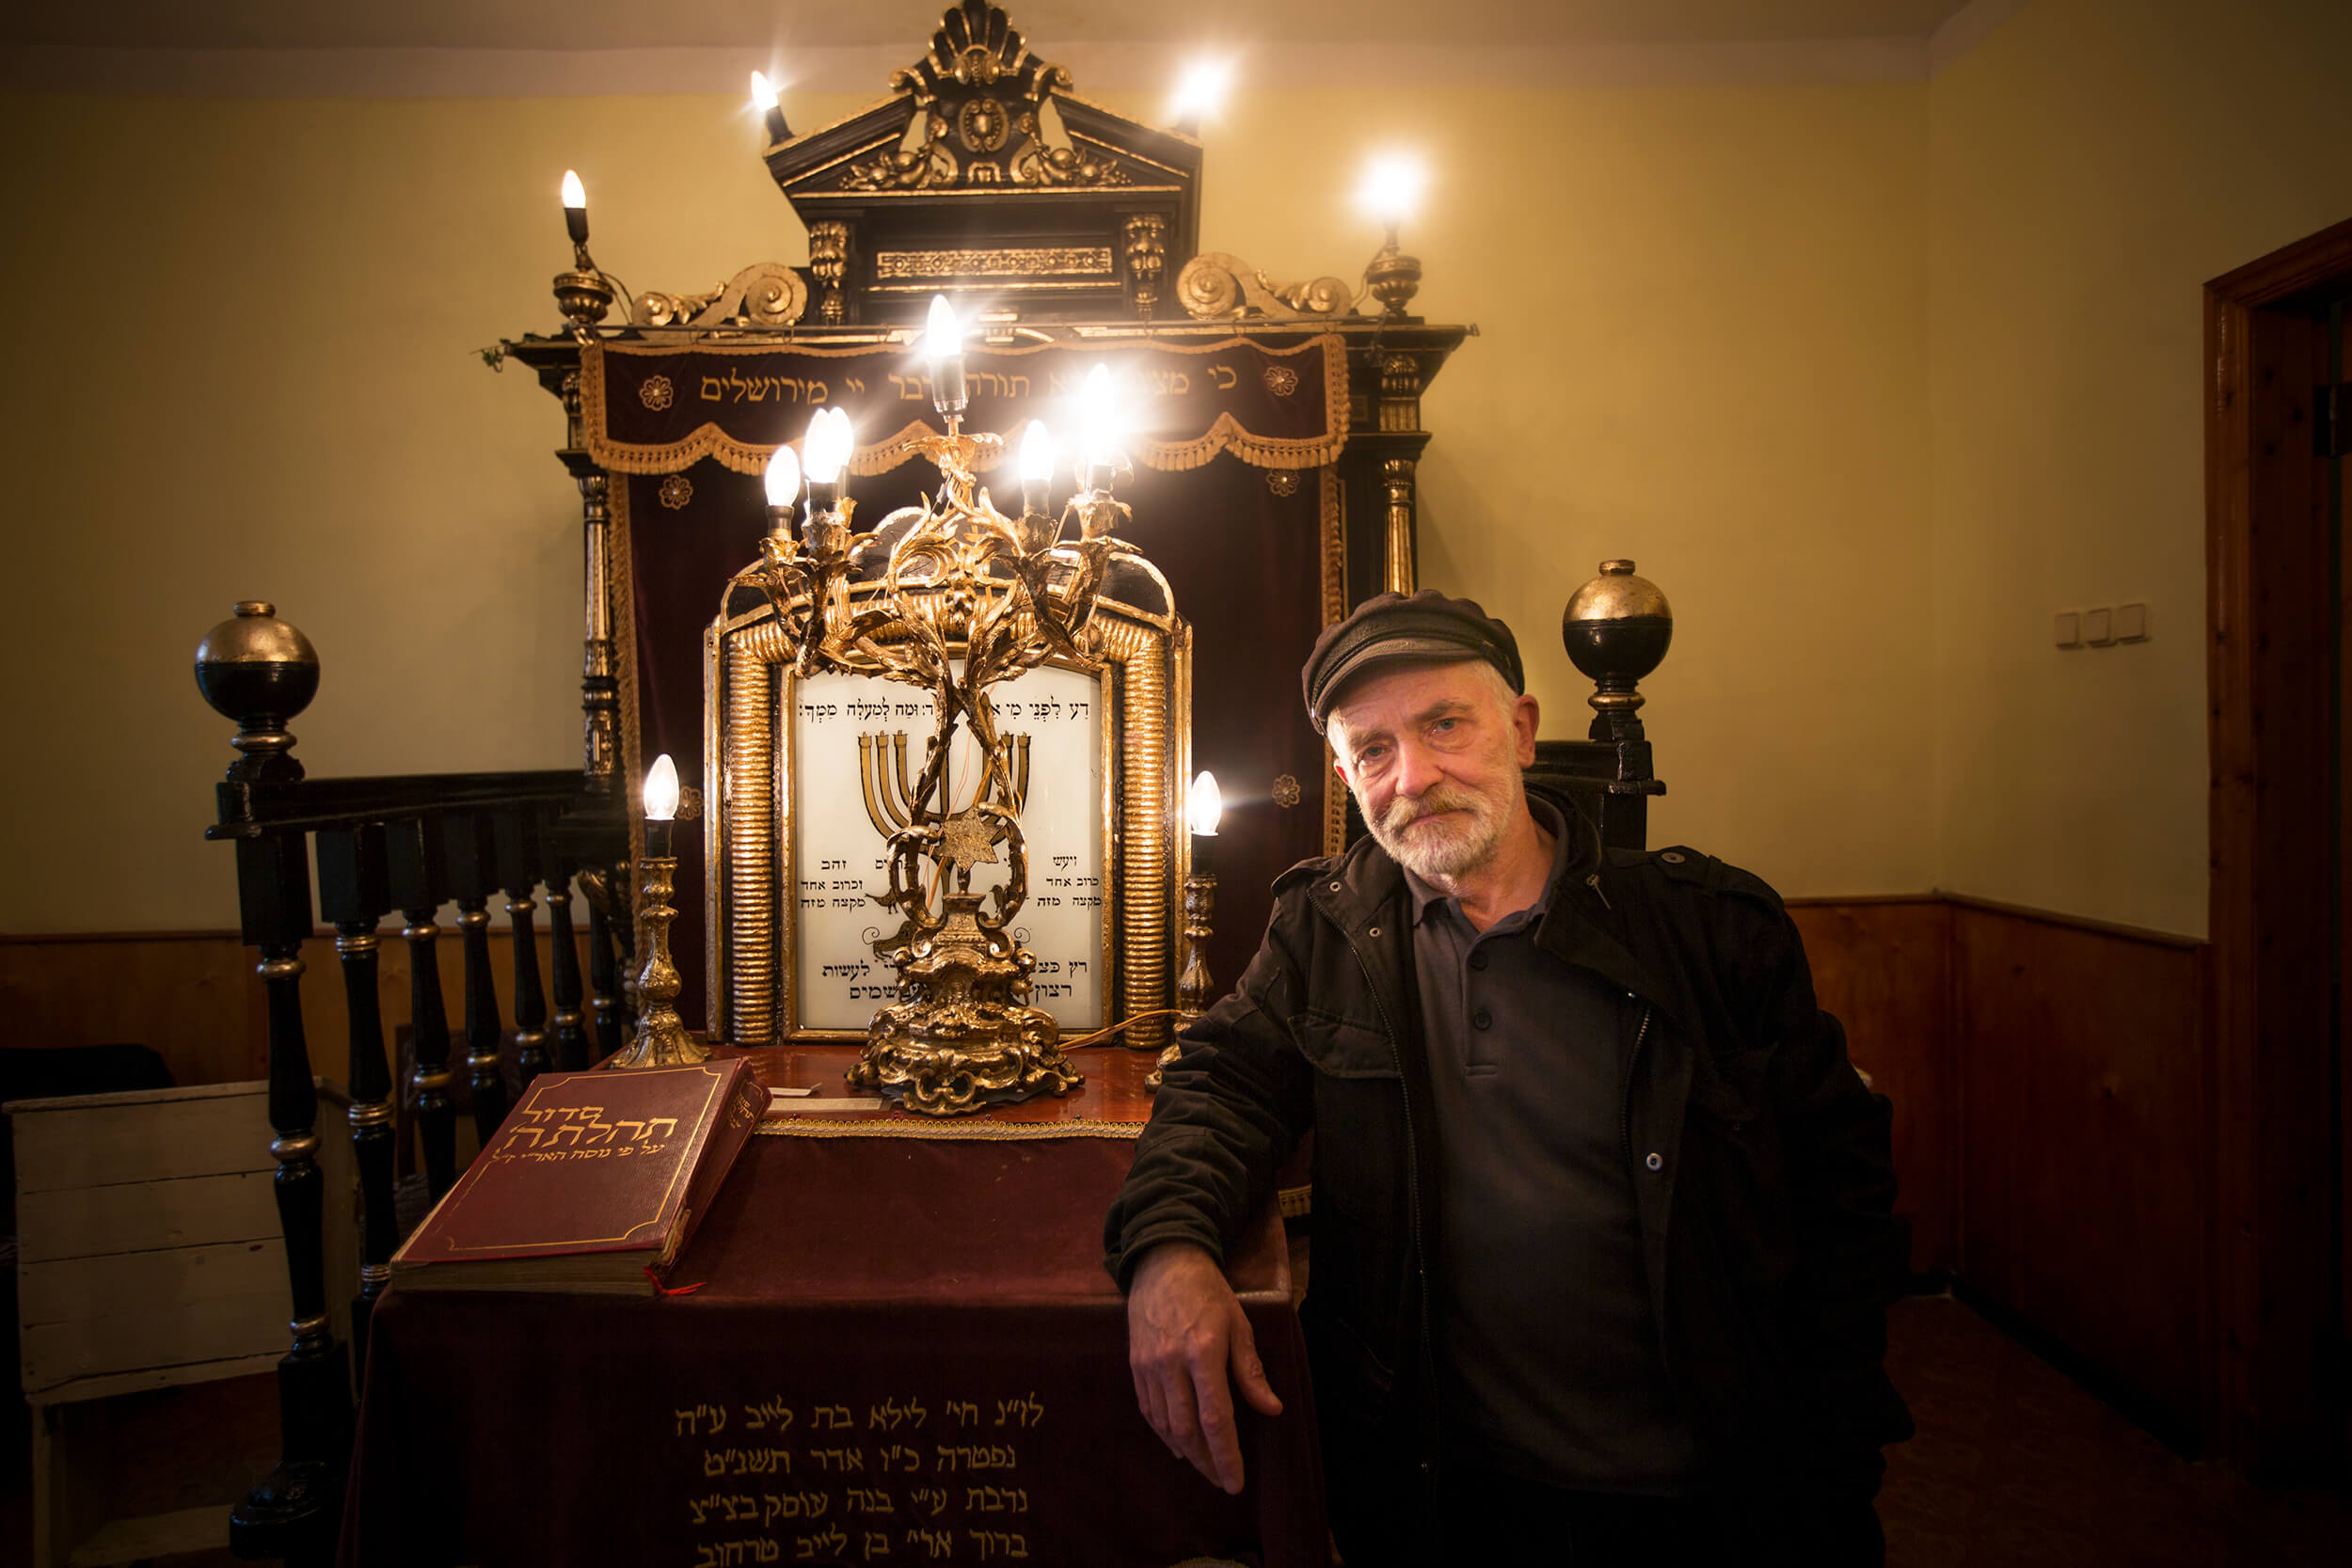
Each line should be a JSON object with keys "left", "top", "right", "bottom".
{"left": 2205, "top": 214, "right": 2352, "bottom": 1473}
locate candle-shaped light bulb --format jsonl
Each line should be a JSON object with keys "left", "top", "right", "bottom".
{"left": 1169, "top": 59, "right": 1232, "bottom": 133}
{"left": 923, "top": 293, "right": 961, "bottom": 360}
{"left": 923, "top": 293, "right": 968, "bottom": 418}
{"left": 751, "top": 67, "right": 792, "bottom": 139}
{"left": 1356, "top": 150, "right": 1427, "bottom": 238}
{"left": 801, "top": 407, "right": 852, "bottom": 532}
{"left": 763, "top": 442, "right": 801, "bottom": 517}
{"left": 1188, "top": 770, "right": 1222, "bottom": 837}
{"left": 1077, "top": 363, "right": 1120, "bottom": 490}
{"left": 1017, "top": 420, "right": 1056, "bottom": 540}
{"left": 644, "top": 753, "right": 679, "bottom": 820}
{"left": 804, "top": 407, "right": 852, "bottom": 486}
{"left": 644, "top": 752, "right": 679, "bottom": 858}
{"left": 561, "top": 168, "right": 589, "bottom": 245}
{"left": 1188, "top": 769, "right": 1222, "bottom": 879}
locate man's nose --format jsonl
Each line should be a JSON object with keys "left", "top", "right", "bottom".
{"left": 1391, "top": 737, "right": 1442, "bottom": 799}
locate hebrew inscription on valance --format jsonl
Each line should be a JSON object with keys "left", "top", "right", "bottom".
{"left": 581, "top": 335, "right": 1346, "bottom": 478}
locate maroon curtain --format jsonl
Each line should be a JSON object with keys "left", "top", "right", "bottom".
{"left": 605, "top": 340, "right": 1343, "bottom": 1036}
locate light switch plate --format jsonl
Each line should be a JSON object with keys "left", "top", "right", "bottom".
{"left": 2085, "top": 607, "right": 2114, "bottom": 645}
{"left": 2055, "top": 610, "right": 2082, "bottom": 648}
{"left": 2116, "top": 602, "right": 2148, "bottom": 641}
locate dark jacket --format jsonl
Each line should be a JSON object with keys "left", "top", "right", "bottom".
{"left": 1104, "top": 794, "right": 1912, "bottom": 1560}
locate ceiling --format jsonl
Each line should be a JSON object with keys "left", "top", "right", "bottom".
{"left": 0, "top": 1, "right": 1979, "bottom": 52}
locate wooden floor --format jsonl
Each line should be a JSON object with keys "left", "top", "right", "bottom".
{"left": 3, "top": 1296, "right": 2345, "bottom": 1564}
{"left": 1879, "top": 1296, "right": 2351, "bottom": 1566}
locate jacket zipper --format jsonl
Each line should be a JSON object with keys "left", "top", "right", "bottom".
{"left": 1331, "top": 913, "right": 1438, "bottom": 1497}
{"left": 1619, "top": 1003, "right": 1652, "bottom": 1178}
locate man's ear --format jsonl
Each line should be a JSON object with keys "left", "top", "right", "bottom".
{"left": 1511, "top": 693, "right": 1540, "bottom": 768}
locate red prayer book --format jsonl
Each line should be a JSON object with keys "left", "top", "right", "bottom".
{"left": 389, "top": 1058, "right": 768, "bottom": 1295}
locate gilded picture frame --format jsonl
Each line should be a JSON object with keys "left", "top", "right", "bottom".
{"left": 704, "top": 569, "right": 1191, "bottom": 1051}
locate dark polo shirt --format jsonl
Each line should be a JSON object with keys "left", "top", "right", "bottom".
{"left": 1404, "top": 798, "right": 1700, "bottom": 1495}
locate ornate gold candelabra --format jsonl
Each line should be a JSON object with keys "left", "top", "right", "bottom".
{"left": 731, "top": 304, "right": 1146, "bottom": 1115}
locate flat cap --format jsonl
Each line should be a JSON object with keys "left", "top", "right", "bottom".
{"left": 1301, "top": 590, "right": 1524, "bottom": 734}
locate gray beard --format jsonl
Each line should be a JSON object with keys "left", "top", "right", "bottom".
{"left": 1367, "top": 779, "right": 1513, "bottom": 881}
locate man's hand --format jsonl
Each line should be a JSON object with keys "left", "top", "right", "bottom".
{"left": 1125, "top": 1242, "right": 1285, "bottom": 1495}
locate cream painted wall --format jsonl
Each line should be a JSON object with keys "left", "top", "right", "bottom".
{"left": 0, "top": 72, "right": 1931, "bottom": 932}
{"left": 1930, "top": 0, "right": 2352, "bottom": 937}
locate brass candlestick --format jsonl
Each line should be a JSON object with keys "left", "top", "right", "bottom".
{"left": 607, "top": 852, "right": 708, "bottom": 1069}
{"left": 1150, "top": 869, "right": 1217, "bottom": 1093}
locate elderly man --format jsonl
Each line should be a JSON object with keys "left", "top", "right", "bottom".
{"left": 1104, "top": 591, "right": 1910, "bottom": 1566}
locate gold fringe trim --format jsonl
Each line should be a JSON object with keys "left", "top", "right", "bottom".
{"left": 1319, "top": 464, "right": 1348, "bottom": 858}
{"left": 612, "top": 477, "right": 645, "bottom": 876}
{"left": 583, "top": 337, "right": 1347, "bottom": 479}
{"left": 755, "top": 1115, "right": 1145, "bottom": 1141}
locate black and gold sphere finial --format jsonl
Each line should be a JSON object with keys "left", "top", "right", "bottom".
{"left": 196, "top": 601, "right": 320, "bottom": 783}
{"left": 1562, "top": 561, "right": 1672, "bottom": 741}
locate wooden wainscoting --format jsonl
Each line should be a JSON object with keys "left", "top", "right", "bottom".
{"left": 1788, "top": 898, "right": 1957, "bottom": 1278}
{"left": 1791, "top": 894, "right": 2210, "bottom": 1445}
{"left": 1944, "top": 898, "right": 2208, "bottom": 1443}
{"left": 0, "top": 927, "right": 573, "bottom": 1092}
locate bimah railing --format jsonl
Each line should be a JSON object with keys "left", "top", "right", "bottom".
{"left": 196, "top": 599, "right": 632, "bottom": 1564}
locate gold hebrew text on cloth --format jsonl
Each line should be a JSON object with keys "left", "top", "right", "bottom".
{"left": 580, "top": 336, "right": 1348, "bottom": 477}
{"left": 674, "top": 1391, "right": 1053, "bottom": 1563}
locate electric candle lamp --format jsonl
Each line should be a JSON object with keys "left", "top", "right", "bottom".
{"left": 752, "top": 70, "right": 792, "bottom": 141}
{"left": 1356, "top": 151, "right": 1428, "bottom": 320}
{"left": 1076, "top": 363, "right": 1119, "bottom": 491}
{"left": 1356, "top": 151, "right": 1426, "bottom": 236}
{"left": 763, "top": 443, "right": 802, "bottom": 533}
{"left": 923, "top": 294, "right": 969, "bottom": 420}
{"left": 801, "top": 408, "right": 854, "bottom": 546}
{"left": 1187, "top": 769, "right": 1222, "bottom": 875}
{"left": 644, "top": 752, "right": 679, "bottom": 859}
{"left": 1169, "top": 59, "right": 1232, "bottom": 135}
{"left": 561, "top": 169, "right": 589, "bottom": 245}
{"left": 1019, "top": 420, "right": 1055, "bottom": 517}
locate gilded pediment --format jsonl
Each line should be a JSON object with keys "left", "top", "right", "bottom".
{"left": 761, "top": 2, "right": 1200, "bottom": 325}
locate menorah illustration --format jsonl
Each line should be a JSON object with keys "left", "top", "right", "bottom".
{"left": 857, "top": 730, "right": 1031, "bottom": 837}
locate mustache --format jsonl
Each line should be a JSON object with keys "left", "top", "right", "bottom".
{"left": 1378, "top": 784, "right": 1482, "bottom": 835}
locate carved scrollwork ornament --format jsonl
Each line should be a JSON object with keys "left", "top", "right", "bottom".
{"left": 631, "top": 262, "right": 808, "bottom": 332}
{"left": 1176, "top": 253, "right": 1359, "bottom": 323}
{"left": 840, "top": 2, "right": 1121, "bottom": 192}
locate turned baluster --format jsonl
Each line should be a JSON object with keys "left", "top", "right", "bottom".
{"left": 386, "top": 816, "right": 458, "bottom": 1198}
{"left": 547, "top": 830, "right": 589, "bottom": 1071}
{"left": 445, "top": 812, "right": 509, "bottom": 1141}
{"left": 583, "top": 864, "right": 629, "bottom": 1057}
{"left": 195, "top": 601, "right": 348, "bottom": 1563}
{"left": 494, "top": 808, "right": 551, "bottom": 1088}
{"left": 313, "top": 823, "right": 399, "bottom": 1372}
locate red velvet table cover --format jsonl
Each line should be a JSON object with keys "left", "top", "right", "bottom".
{"left": 340, "top": 1128, "right": 1324, "bottom": 1567}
